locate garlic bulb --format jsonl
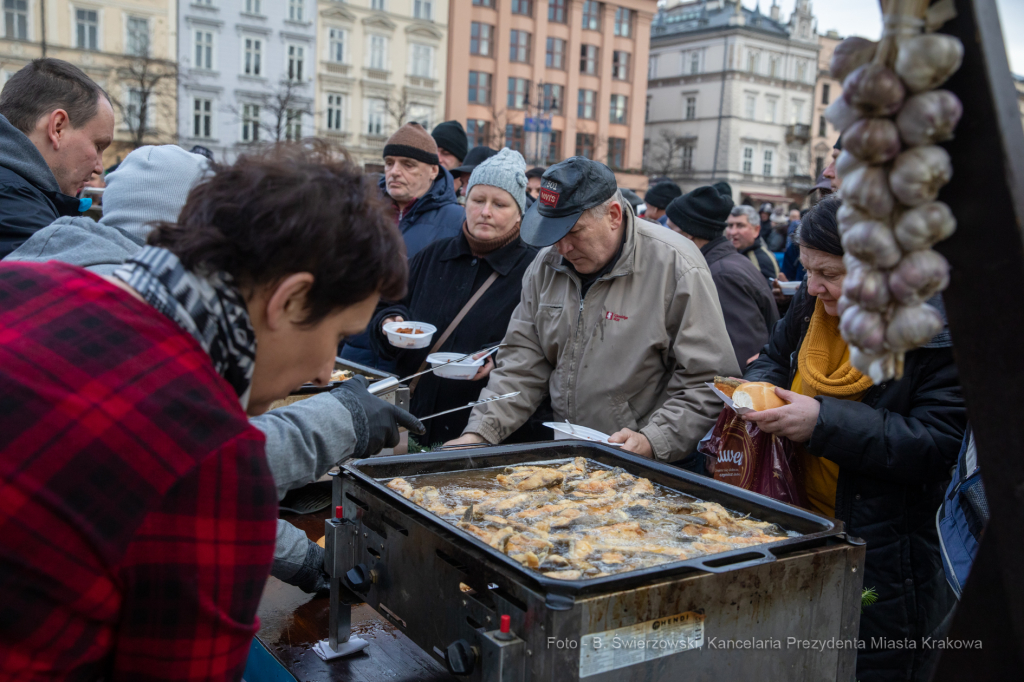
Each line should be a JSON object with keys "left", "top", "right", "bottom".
{"left": 895, "top": 34, "right": 964, "bottom": 93}
{"left": 885, "top": 303, "right": 943, "bottom": 351}
{"left": 839, "top": 165, "right": 896, "bottom": 220}
{"left": 835, "top": 150, "right": 867, "bottom": 181}
{"left": 840, "top": 305, "right": 887, "bottom": 354}
{"left": 842, "top": 118, "right": 903, "bottom": 164}
{"left": 842, "top": 264, "right": 891, "bottom": 311}
{"left": 843, "top": 63, "right": 907, "bottom": 117}
{"left": 837, "top": 294, "right": 856, "bottom": 317}
{"left": 896, "top": 90, "right": 963, "bottom": 146}
{"left": 889, "top": 250, "right": 950, "bottom": 304}
{"left": 889, "top": 146, "right": 953, "bottom": 207}
{"left": 894, "top": 201, "right": 957, "bottom": 251}
{"left": 837, "top": 203, "right": 872, "bottom": 234}
{"left": 824, "top": 96, "right": 863, "bottom": 134}
{"left": 830, "top": 37, "right": 879, "bottom": 82}
{"left": 850, "top": 347, "right": 897, "bottom": 386}
{"left": 840, "top": 220, "right": 902, "bottom": 269}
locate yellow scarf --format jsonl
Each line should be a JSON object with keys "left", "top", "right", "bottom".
{"left": 791, "top": 299, "right": 873, "bottom": 517}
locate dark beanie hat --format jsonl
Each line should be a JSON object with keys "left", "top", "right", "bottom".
{"left": 712, "top": 180, "right": 732, "bottom": 197}
{"left": 665, "top": 185, "right": 735, "bottom": 241}
{"left": 384, "top": 122, "right": 439, "bottom": 165}
{"left": 431, "top": 120, "right": 468, "bottom": 163}
{"left": 644, "top": 181, "right": 682, "bottom": 210}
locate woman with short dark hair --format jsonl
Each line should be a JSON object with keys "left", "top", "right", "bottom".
{"left": 0, "top": 143, "right": 410, "bottom": 680}
{"left": 742, "top": 196, "right": 966, "bottom": 680}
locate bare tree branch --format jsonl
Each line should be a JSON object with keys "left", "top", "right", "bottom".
{"left": 226, "top": 79, "right": 313, "bottom": 145}
{"left": 107, "top": 56, "right": 178, "bottom": 150}
{"left": 642, "top": 129, "right": 694, "bottom": 180}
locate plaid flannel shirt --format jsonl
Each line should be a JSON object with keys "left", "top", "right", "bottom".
{"left": 0, "top": 262, "right": 277, "bottom": 681}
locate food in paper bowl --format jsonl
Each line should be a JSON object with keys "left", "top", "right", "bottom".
{"left": 427, "top": 352, "right": 485, "bottom": 380}
{"left": 383, "top": 321, "right": 437, "bottom": 349}
{"left": 778, "top": 280, "right": 801, "bottom": 296}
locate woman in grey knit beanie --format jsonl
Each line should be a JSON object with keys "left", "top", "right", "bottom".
{"left": 465, "top": 147, "right": 528, "bottom": 216}
{"left": 462, "top": 147, "right": 528, "bottom": 256}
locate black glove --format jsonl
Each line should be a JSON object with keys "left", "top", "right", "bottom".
{"left": 282, "top": 538, "right": 330, "bottom": 595}
{"left": 330, "top": 375, "right": 425, "bottom": 457}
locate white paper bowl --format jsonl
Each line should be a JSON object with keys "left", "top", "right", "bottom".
{"left": 427, "top": 352, "right": 485, "bottom": 380}
{"left": 779, "top": 281, "right": 801, "bottom": 296}
{"left": 543, "top": 422, "right": 622, "bottom": 446}
{"left": 383, "top": 321, "right": 437, "bottom": 349}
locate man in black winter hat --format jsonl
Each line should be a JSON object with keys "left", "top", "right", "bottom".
{"left": 642, "top": 180, "right": 681, "bottom": 227}
{"left": 431, "top": 120, "right": 469, "bottom": 170}
{"left": 667, "top": 186, "right": 778, "bottom": 370}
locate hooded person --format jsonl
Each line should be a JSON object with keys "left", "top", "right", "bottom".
{"left": 642, "top": 181, "right": 682, "bottom": 226}
{"left": 4, "top": 145, "right": 211, "bottom": 274}
{"left": 666, "top": 186, "right": 779, "bottom": 370}
{"left": 368, "top": 148, "right": 545, "bottom": 445}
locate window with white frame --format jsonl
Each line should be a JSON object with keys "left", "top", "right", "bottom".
{"left": 690, "top": 51, "right": 700, "bottom": 75}
{"left": 76, "top": 9, "right": 98, "bottom": 50}
{"left": 768, "top": 55, "right": 779, "bottom": 78}
{"left": 414, "top": 0, "right": 432, "bottom": 20}
{"left": 609, "top": 94, "right": 627, "bottom": 124}
{"left": 685, "top": 96, "right": 696, "bottom": 120}
{"left": 326, "top": 93, "right": 346, "bottom": 131}
{"left": 789, "top": 152, "right": 798, "bottom": 176}
{"left": 193, "top": 97, "right": 212, "bottom": 138}
{"left": 328, "top": 28, "right": 346, "bottom": 63}
{"left": 744, "top": 94, "right": 756, "bottom": 119}
{"left": 612, "top": 51, "right": 629, "bottom": 80}
{"left": 288, "top": 0, "right": 304, "bottom": 22}
{"left": 365, "top": 98, "right": 386, "bottom": 136}
{"left": 126, "top": 16, "right": 149, "bottom": 56}
{"left": 194, "top": 0, "right": 211, "bottom": 5}
{"left": 796, "top": 60, "right": 807, "bottom": 82}
{"left": 791, "top": 99, "right": 805, "bottom": 125}
{"left": 648, "top": 55, "right": 658, "bottom": 79}
{"left": 407, "top": 103, "right": 433, "bottom": 129}
{"left": 4, "top": 0, "right": 28, "bottom": 40}
{"left": 682, "top": 144, "right": 693, "bottom": 171}
{"left": 742, "top": 146, "right": 753, "bottom": 174}
{"left": 244, "top": 0, "right": 261, "bottom": 14}
{"left": 241, "top": 103, "right": 260, "bottom": 142}
{"left": 368, "top": 35, "right": 387, "bottom": 70}
{"left": 126, "top": 88, "right": 144, "bottom": 131}
{"left": 747, "top": 50, "right": 759, "bottom": 74}
{"left": 285, "top": 109, "right": 302, "bottom": 141}
{"left": 195, "top": 30, "right": 213, "bottom": 70}
{"left": 371, "top": 0, "right": 385, "bottom": 9}
{"left": 766, "top": 97, "right": 777, "bottom": 123}
{"left": 287, "top": 44, "right": 305, "bottom": 81}
{"left": 244, "top": 37, "right": 262, "bottom": 76}
{"left": 763, "top": 149, "right": 773, "bottom": 176}
{"left": 613, "top": 7, "right": 631, "bottom": 37}
{"left": 410, "top": 44, "right": 433, "bottom": 78}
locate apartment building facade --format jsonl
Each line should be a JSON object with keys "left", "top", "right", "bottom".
{"left": 811, "top": 29, "right": 841, "bottom": 181}
{"left": 178, "top": 0, "right": 316, "bottom": 162}
{"left": 0, "top": 0, "right": 177, "bottom": 166}
{"left": 445, "top": 0, "right": 656, "bottom": 188}
{"left": 644, "top": 0, "right": 818, "bottom": 205}
{"left": 315, "top": 0, "right": 448, "bottom": 172}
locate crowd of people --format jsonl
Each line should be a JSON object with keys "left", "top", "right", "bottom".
{"left": 0, "top": 58, "right": 970, "bottom": 682}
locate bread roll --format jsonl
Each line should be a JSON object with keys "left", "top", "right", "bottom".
{"left": 713, "top": 376, "right": 744, "bottom": 398}
{"left": 732, "top": 382, "right": 787, "bottom": 411}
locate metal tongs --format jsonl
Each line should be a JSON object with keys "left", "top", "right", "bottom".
{"left": 418, "top": 391, "right": 520, "bottom": 422}
{"left": 367, "top": 344, "right": 505, "bottom": 396}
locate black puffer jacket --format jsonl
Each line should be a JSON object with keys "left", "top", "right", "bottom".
{"left": 744, "top": 286, "right": 965, "bottom": 682}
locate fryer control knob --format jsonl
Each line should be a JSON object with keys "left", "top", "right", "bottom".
{"left": 445, "top": 639, "right": 478, "bottom": 676}
{"left": 346, "top": 563, "right": 373, "bottom": 592}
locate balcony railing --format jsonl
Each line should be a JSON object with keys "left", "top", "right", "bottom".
{"left": 406, "top": 75, "right": 437, "bottom": 90}
{"left": 786, "top": 123, "right": 811, "bottom": 144}
{"left": 363, "top": 67, "right": 389, "bottom": 82}
{"left": 786, "top": 174, "right": 814, "bottom": 193}
{"left": 323, "top": 62, "right": 351, "bottom": 76}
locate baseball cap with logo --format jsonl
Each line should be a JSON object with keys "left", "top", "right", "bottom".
{"left": 520, "top": 157, "right": 618, "bottom": 247}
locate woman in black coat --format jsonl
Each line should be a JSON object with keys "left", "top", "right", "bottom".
{"left": 369, "top": 148, "right": 541, "bottom": 446}
{"left": 743, "top": 197, "right": 966, "bottom": 682}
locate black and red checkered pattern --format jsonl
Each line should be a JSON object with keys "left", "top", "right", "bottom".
{"left": 0, "top": 262, "right": 277, "bottom": 681}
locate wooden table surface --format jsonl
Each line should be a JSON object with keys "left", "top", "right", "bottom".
{"left": 255, "top": 507, "right": 456, "bottom": 682}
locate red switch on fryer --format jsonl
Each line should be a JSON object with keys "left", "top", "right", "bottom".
{"left": 500, "top": 615, "right": 510, "bottom": 634}
{"left": 335, "top": 505, "right": 343, "bottom": 518}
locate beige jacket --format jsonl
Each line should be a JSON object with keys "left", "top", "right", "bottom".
{"left": 463, "top": 207, "right": 740, "bottom": 461}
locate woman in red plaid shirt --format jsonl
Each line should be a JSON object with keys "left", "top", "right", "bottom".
{"left": 0, "top": 143, "right": 409, "bottom": 681}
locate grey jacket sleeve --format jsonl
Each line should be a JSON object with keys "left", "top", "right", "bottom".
{"left": 463, "top": 259, "right": 554, "bottom": 443}
{"left": 271, "top": 518, "right": 313, "bottom": 582}
{"left": 640, "top": 261, "right": 741, "bottom": 460}
{"left": 250, "top": 392, "right": 359, "bottom": 501}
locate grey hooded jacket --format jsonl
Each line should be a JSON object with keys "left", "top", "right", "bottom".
{"left": 0, "top": 113, "right": 82, "bottom": 258}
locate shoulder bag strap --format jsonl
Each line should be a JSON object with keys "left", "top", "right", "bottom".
{"left": 409, "top": 270, "right": 500, "bottom": 394}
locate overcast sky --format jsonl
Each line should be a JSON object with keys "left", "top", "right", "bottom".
{"left": 753, "top": 0, "right": 1023, "bottom": 75}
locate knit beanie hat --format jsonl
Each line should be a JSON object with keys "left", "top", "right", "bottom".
{"left": 431, "top": 120, "right": 468, "bottom": 163}
{"left": 383, "top": 122, "right": 439, "bottom": 166}
{"left": 665, "top": 185, "right": 735, "bottom": 241}
{"left": 100, "top": 145, "right": 211, "bottom": 242}
{"left": 644, "top": 181, "right": 682, "bottom": 210}
{"left": 712, "top": 180, "right": 733, "bottom": 198}
{"left": 466, "top": 147, "right": 528, "bottom": 215}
